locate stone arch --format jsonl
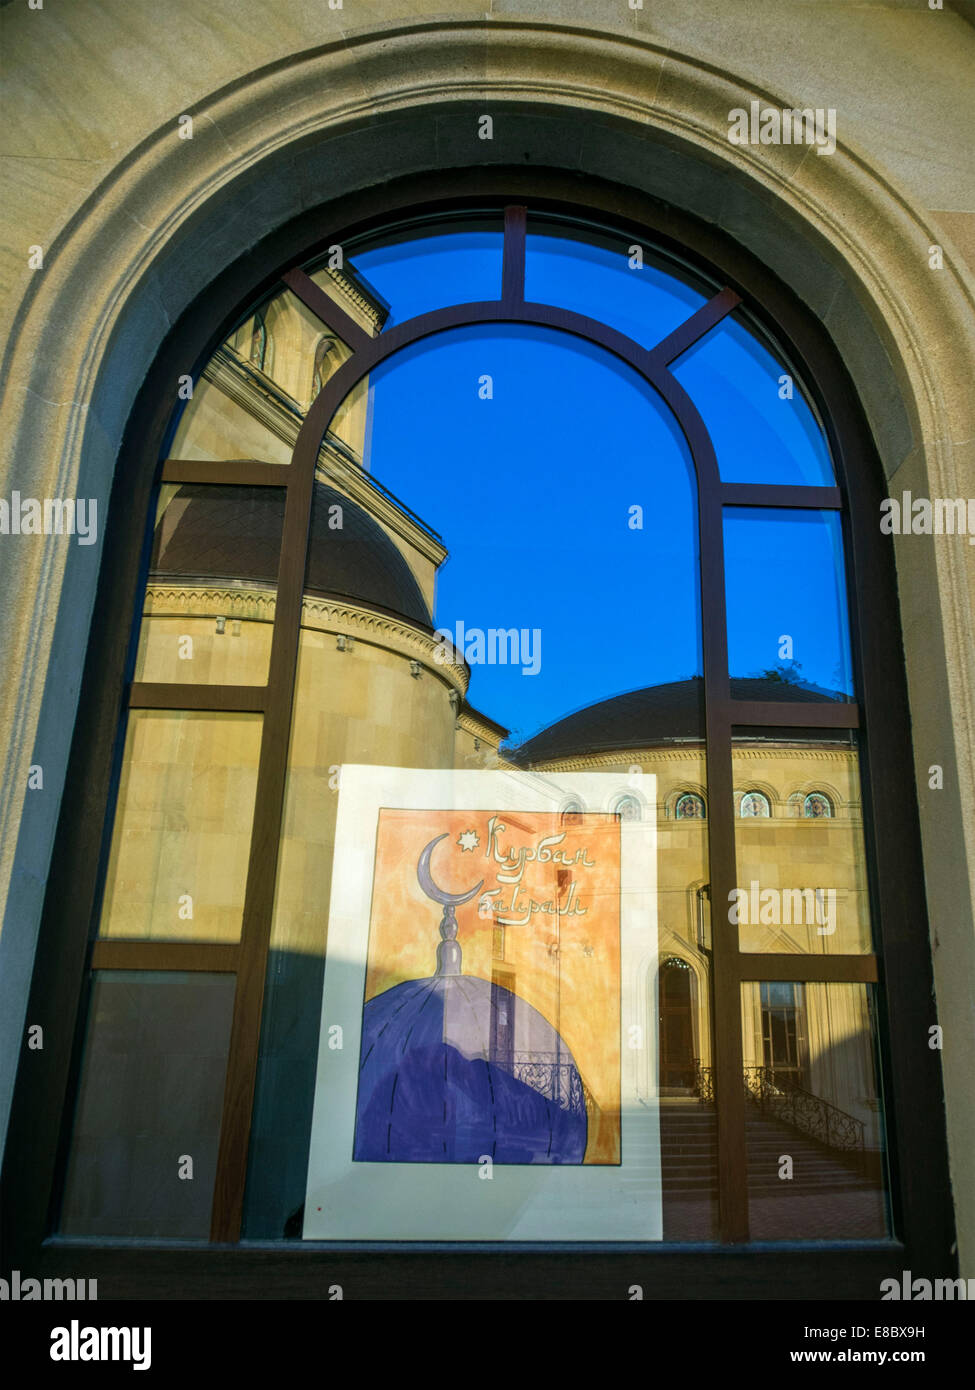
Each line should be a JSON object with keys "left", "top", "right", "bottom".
{"left": 1, "top": 19, "right": 972, "bottom": 1255}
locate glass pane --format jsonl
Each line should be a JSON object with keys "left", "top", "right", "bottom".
{"left": 731, "top": 728, "right": 871, "bottom": 954}
{"left": 363, "top": 323, "right": 700, "bottom": 742}
{"left": 170, "top": 279, "right": 370, "bottom": 462}
{"left": 98, "top": 711, "right": 262, "bottom": 942}
{"left": 741, "top": 981, "right": 888, "bottom": 1239}
{"left": 59, "top": 972, "right": 236, "bottom": 1238}
{"left": 318, "top": 216, "right": 504, "bottom": 328}
{"left": 135, "top": 484, "right": 284, "bottom": 685}
{"left": 724, "top": 508, "right": 854, "bottom": 699}
{"left": 656, "top": 749, "right": 717, "bottom": 1241}
{"left": 671, "top": 313, "right": 834, "bottom": 485}
{"left": 525, "top": 216, "right": 709, "bottom": 349}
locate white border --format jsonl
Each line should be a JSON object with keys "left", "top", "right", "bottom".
{"left": 303, "top": 766, "right": 660, "bottom": 1240}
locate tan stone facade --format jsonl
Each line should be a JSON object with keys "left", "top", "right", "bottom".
{"left": 1, "top": 0, "right": 973, "bottom": 1276}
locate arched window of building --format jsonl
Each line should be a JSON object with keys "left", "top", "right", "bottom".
{"left": 233, "top": 308, "right": 270, "bottom": 374}
{"left": 312, "top": 335, "right": 335, "bottom": 398}
{"left": 17, "top": 196, "right": 942, "bottom": 1285}
{"left": 804, "top": 792, "right": 833, "bottom": 819}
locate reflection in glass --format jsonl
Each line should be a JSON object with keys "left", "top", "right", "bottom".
{"left": 724, "top": 508, "right": 854, "bottom": 698}
{"left": 364, "top": 324, "right": 700, "bottom": 743}
{"left": 135, "top": 484, "right": 284, "bottom": 686}
{"left": 732, "top": 729, "right": 872, "bottom": 955}
{"left": 171, "top": 276, "right": 381, "bottom": 463}
{"left": 741, "top": 981, "right": 888, "bottom": 1240}
{"left": 671, "top": 313, "right": 834, "bottom": 485}
{"left": 59, "top": 972, "right": 236, "bottom": 1238}
{"left": 98, "top": 711, "right": 262, "bottom": 942}
{"left": 739, "top": 791, "right": 771, "bottom": 819}
{"left": 525, "top": 217, "right": 709, "bottom": 348}
{"left": 331, "top": 219, "right": 504, "bottom": 327}
{"left": 231, "top": 307, "right": 270, "bottom": 373}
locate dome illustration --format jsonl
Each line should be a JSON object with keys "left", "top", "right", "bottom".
{"left": 353, "top": 834, "right": 588, "bottom": 1165}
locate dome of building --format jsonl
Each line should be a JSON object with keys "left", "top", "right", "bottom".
{"left": 150, "top": 479, "right": 431, "bottom": 625}
{"left": 354, "top": 973, "right": 588, "bottom": 1165}
{"left": 511, "top": 676, "right": 851, "bottom": 763}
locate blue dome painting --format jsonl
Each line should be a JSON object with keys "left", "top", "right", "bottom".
{"left": 353, "top": 834, "right": 588, "bottom": 1165}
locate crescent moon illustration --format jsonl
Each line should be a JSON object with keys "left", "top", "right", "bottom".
{"left": 417, "top": 833, "right": 483, "bottom": 906}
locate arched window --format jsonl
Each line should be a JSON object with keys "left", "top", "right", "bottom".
{"left": 312, "top": 335, "right": 335, "bottom": 398}
{"left": 804, "top": 792, "right": 833, "bottom": 819}
{"left": 18, "top": 195, "right": 942, "bottom": 1285}
{"left": 739, "top": 791, "right": 771, "bottom": 819}
{"left": 233, "top": 308, "right": 270, "bottom": 374}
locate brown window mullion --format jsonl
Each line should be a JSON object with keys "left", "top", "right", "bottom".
{"left": 208, "top": 401, "right": 320, "bottom": 1244}
{"left": 90, "top": 941, "right": 240, "bottom": 972}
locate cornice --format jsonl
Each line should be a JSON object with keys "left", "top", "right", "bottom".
{"left": 528, "top": 745, "right": 859, "bottom": 773}
{"left": 144, "top": 583, "right": 277, "bottom": 624}
{"left": 310, "top": 266, "right": 387, "bottom": 332}
{"left": 202, "top": 345, "right": 446, "bottom": 568}
{"left": 144, "top": 583, "right": 469, "bottom": 694}
{"left": 456, "top": 709, "right": 505, "bottom": 747}
{"left": 204, "top": 344, "right": 305, "bottom": 439}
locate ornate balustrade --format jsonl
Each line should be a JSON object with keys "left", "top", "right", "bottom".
{"left": 691, "top": 1062, "right": 866, "bottom": 1161}
{"left": 511, "top": 1052, "right": 590, "bottom": 1117}
{"left": 742, "top": 1065, "right": 865, "bottom": 1155}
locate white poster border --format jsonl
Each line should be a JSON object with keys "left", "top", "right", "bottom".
{"left": 302, "top": 765, "right": 660, "bottom": 1241}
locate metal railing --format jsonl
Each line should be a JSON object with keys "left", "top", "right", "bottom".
{"left": 692, "top": 1058, "right": 715, "bottom": 1103}
{"left": 510, "top": 1052, "right": 591, "bottom": 1118}
{"left": 742, "top": 1065, "right": 865, "bottom": 1154}
{"left": 691, "top": 1062, "right": 865, "bottom": 1157}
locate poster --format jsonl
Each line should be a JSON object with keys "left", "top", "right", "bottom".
{"left": 303, "top": 766, "right": 661, "bottom": 1241}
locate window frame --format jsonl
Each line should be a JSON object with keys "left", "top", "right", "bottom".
{"left": 1, "top": 170, "right": 954, "bottom": 1300}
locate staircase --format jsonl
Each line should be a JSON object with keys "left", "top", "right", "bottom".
{"left": 659, "top": 1097, "right": 878, "bottom": 1195}
{"left": 744, "top": 1108, "right": 877, "bottom": 1193}
{"left": 660, "top": 1097, "right": 718, "bottom": 1194}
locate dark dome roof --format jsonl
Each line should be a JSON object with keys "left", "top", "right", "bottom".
{"left": 150, "top": 480, "right": 430, "bottom": 626}
{"left": 511, "top": 676, "right": 851, "bottom": 763}
{"left": 354, "top": 976, "right": 586, "bottom": 1164}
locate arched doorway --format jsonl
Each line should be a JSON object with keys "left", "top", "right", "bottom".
{"left": 659, "top": 956, "right": 697, "bottom": 1094}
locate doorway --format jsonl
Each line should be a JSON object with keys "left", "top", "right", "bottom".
{"left": 659, "top": 957, "right": 697, "bottom": 1093}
